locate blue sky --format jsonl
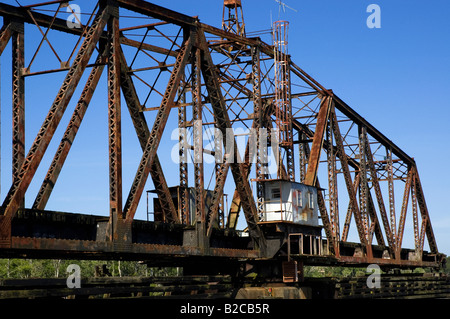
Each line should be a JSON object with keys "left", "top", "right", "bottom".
{"left": 0, "top": 0, "right": 449, "bottom": 255}
{"left": 146, "top": 0, "right": 450, "bottom": 254}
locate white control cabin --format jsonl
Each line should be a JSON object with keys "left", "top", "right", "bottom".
{"left": 262, "top": 180, "right": 319, "bottom": 227}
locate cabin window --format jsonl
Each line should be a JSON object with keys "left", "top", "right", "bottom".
{"left": 271, "top": 188, "right": 281, "bottom": 199}
{"left": 308, "top": 192, "right": 314, "bottom": 209}
{"left": 296, "top": 190, "right": 303, "bottom": 207}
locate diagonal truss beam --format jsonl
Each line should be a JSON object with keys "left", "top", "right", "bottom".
{"left": 396, "top": 167, "right": 412, "bottom": 252}
{"left": 227, "top": 98, "right": 274, "bottom": 229}
{"left": 122, "top": 33, "right": 192, "bottom": 222}
{"left": 226, "top": 136, "right": 252, "bottom": 230}
{"left": 333, "top": 95, "right": 415, "bottom": 167}
{"left": 32, "top": 53, "right": 107, "bottom": 210}
{"left": 206, "top": 161, "right": 230, "bottom": 237}
{"left": 331, "top": 105, "right": 368, "bottom": 248}
{"left": 304, "top": 95, "right": 332, "bottom": 187}
{"left": 119, "top": 48, "right": 178, "bottom": 224}
{"left": 0, "top": 6, "right": 109, "bottom": 241}
{"left": 197, "top": 27, "right": 265, "bottom": 250}
{"left": 0, "top": 21, "right": 13, "bottom": 56}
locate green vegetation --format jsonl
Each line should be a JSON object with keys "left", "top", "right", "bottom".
{"left": 304, "top": 266, "right": 367, "bottom": 278}
{"left": 302, "top": 255, "right": 450, "bottom": 278}
{"left": 442, "top": 256, "right": 450, "bottom": 274}
{"left": 303, "top": 265, "right": 429, "bottom": 278}
{"left": 0, "top": 259, "right": 180, "bottom": 279}
{"left": 1, "top": 256, "right": 449, "bottom": 279}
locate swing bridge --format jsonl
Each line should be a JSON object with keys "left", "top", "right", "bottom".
{"left": 0, "top": 0, "right": 444, "bottom": 289}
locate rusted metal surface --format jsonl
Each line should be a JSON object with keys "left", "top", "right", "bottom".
{"left": 8, "top": 237, "right": 258, "bottom": 259}
{"left": 0, "top": 22, "right": 12, "bottom": 55}
{"left": 303, "top": 96, "right": 332, "bottom": 187}
{"left": 0, "top": 0, "right": 443, "bottom": 272}
{"left": 106, "top": 6, "right": 124, "bottom": 242}
{"left": 11, "top": 22, "right": 25, "bottom": 209}
{"left": 222, "top": 0, "right": 245, "bottom": 37}
{"left": 273, "top": 20, "right": 294, "bottom": 181}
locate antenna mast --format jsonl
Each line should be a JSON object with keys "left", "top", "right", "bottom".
{"left": 273, "top": 0, "right": 296, "bottom": 181}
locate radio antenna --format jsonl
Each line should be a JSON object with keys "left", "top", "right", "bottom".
{"left": 274, "top": 0, "right": 297, "bottom": 16}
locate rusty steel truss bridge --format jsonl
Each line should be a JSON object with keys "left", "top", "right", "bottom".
{"left": 0, "top": 0, "right": 444, "bottom": 279}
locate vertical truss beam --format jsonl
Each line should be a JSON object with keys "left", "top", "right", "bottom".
{"left": 358, "top": 126, "right": 370, "bottom": 241}
{"left": 12, "top": 22, "right": 24, "bottom": 208}
{"left": 284, "top": 77, "right": 295, "bottom": 182}
{"left": 326, "top": 116, "right": 339, "bottom": 244}
{"left": 192, "top": 46, "right": 206, "bottom": 245}
{"left": 387, "top": 149, "right": 396, "bottom": 244}
{"left": 215, "top": 167, "right": 226, "bottom": 228}
{"left": 252, "top": 45, "right": 265, "bottom": 219}
{"left": 0, "top": 7, "right": 109, "bottom": 243}
{"left": 178, "top": 76, "right": 189, "bottom": 224}
{"left": 411, "top": 171, "right": 420, "bottom": 252}
{"left": 298, "top": 131, "right": 307, "bottom": 183}
{"left": 107, "top": 8, "right": 124, "bottom": 240}
{"left": 122, "top": 33, "right": 191, "bottom": 222}
{"left": 412, "top": 166, "right": 438, "bottom": 254}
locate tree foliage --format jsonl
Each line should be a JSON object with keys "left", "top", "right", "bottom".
{"left": 0, "top": 259, "right": 178, "bottom": 279}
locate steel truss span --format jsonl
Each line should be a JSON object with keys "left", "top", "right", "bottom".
{"left": 0, "top": 0, "right": 444, "bottom": 275}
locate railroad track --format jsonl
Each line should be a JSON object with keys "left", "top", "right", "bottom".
{"left": 0, "top": 275, "right": 237, "bottom": 299}
{"left": 334, "top": 273, "right": 450, "bottom": 299}
{"left": 1, "top": 273, "right": 449, "bottom": 299}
